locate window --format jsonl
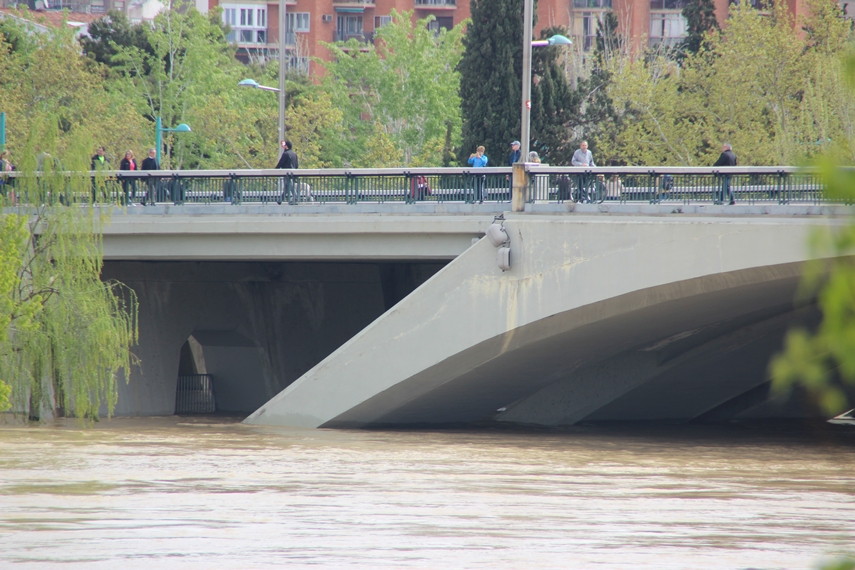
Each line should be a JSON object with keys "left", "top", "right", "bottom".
{"left": 649, "top": 0, "right": 687, "bottom": 8}
{"left": 581, "top": 12, "right": 605, "bottom": 51}
{"left": 649, "top": 12, "right": 687, "bottom": 46}
{"left": 337, "top": 15, "right": 363, "bottom": 35}
{"left": 573, "top": 0, "right": 611, "bottom": 7}
{"left": 427, "top": 16, "right": 453, "bottom": 34}
{"left": 222, "top": 4, "right": 267, "bottom": 44}
{"left": 375, "top": 15, "right": 392, "bottom": 29}
{"left": 287, "top": 12, "right": 310, "bottom": 33}
{"left": 840, "top": 0, "right": 853, "bottom": 18}
{"left": 286, "top": 55, "right": 310, "bottom": 75}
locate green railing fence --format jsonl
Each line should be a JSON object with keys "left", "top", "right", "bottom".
{"left": 0, "top": 166, "right": 846, "bottom": 207}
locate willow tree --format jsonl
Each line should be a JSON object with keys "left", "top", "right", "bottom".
{"left": 0, "top": 119, "right": 138, "bottom": 421}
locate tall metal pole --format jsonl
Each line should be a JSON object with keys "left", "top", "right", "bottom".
{"left": 155, "top": 116, "right": 163, "bottom": 167}
{"left": 0, "top": 112, "right": 6, "bottom": 151}
{"left": 278, "top": 0, "right": 287, "bottom": 158}
{"left": 520, "top": 0, "right": 534, "bottom": 161}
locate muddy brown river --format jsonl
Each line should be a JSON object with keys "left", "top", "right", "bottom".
{"left": 0, "top": 416, "right": 853, "bottom": 569}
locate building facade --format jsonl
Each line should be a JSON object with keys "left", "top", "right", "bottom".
{"left": 203, "top": 0, "right": 848, "bottom": 75}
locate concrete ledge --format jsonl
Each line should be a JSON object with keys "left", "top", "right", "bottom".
{"left": 526, "top": 202, "right": 855, "bottom": 217}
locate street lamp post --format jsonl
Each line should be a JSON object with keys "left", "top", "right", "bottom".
{"left": 514, "top": 1, "right": 571, "bottom": 211}
{"left": 238, "top": 77, "right": 285, "bottom": 159}
{"left": 278, "top": 0, "right": 287, "bottom": 159}
{"left": 0, "top": 112, "right": 6, "bottom": 151}
{"left": 155, "top": 116, "right": 192, "bottom": 168}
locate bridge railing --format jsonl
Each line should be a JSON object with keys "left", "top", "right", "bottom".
{"left": 0, "top": 166, "right": 846, "bottom": 207}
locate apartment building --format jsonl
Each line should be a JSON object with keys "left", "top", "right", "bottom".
{"left": 206, "top": 0, "right": 848, "bottom": 75}
{"left": 206, "top": 0, "right": 471, "bottom": 72}
{"left": 16, "top": 0, "right": 845, "bottom": 73}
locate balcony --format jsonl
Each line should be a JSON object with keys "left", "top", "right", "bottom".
{"left": 334, "top": 30, "right": 374, "bottom": 44}
{"left": 333, "top": 0, "right": 376, "bottom": 7}
{"left": 414, "top": 0, "right": 456, "bottom": 8}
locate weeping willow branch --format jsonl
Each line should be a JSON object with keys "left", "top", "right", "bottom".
{"left": 0, "top": 145, "right": 139, "bottom": 421}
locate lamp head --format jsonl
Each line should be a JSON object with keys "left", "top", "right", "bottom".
{"left": 238, "top": 78, "right": 260, "bottom": 88}
{"left": 547, "top": 34, "right": 572, "bottom": 46}
{"left": 173, "top": 124, "right": 192, "bottom": 133}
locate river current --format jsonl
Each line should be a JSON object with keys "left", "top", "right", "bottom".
{"left": 0, "top": 416, "right": 853, "bottom": 569}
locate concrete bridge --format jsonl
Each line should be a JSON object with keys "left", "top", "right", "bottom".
{"left": 100, "top": 200, "right": 852, "bottom": 426}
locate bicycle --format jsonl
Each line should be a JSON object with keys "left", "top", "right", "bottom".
{"left": 571, "top": 174, "right": 607, "bottom": 204}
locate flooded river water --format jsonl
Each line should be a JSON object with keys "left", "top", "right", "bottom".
{"left": 0, "top": 416, "right": 853, "bottom": 569}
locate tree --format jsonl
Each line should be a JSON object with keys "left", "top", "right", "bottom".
{"left": 79, "top": 11, "right": 154, "bottom": 73}
{"left": 574, "top": 12, "right": 626, "bottom": 165}
{"left": 681, "top": 0, "right": 720, "bottom": 57}
{"left": 321, "top": 10, "right": 466, "bottom": 167}
{"left": 0, "top": 121, "right": 138, "bottom": 421}
{"left": 0, "top": 14, "right": 149, "bottom": 167}
{"left": 458, "top": 0, "right": 524, "bottom": 163}
{"left": 529, "top": 26, "right": 579, "bottom": 164}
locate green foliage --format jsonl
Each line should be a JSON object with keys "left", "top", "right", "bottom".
{"left": 681, "top": 0, "right": 720, "bottom": 56}
{"left": 597, "top": 0, "right": 855, "bottom": 166}
{"left": 817, "top": 558, "right": 855, "bottom": 570}
{"left": 0, "top": 120, "right": 138, "bottom": 421}
{"left": 574, "top": 13, "right": 625, "bottom": 165}
{"left": 79, "top": 10, "right": 155, "bottom": 73}
{"left": 320, "top": 10, "right": 466, "bottom": 167}
{"left": 458, "top": 0, "right": 524, "bottom": 163}
{"left": 530, "top": 26, "right": 579, "bottom": 164}
{"left": 769, "top": 153, "right": 855, "bottom": 414}
{"left": 0, "top": 13, "right": 149, "bottom": 167}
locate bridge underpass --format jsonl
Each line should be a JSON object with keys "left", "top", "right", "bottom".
{"left": 243, "top": 213, "right": 852, "bottom": 428}
{"left": 101, "top": 260, "right": 449, "bottom": 416}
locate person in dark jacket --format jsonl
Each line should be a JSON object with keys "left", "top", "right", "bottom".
{"left": 140, "top": 148, "right": 159, "bottom": 205}
{"left": 119, "top": 150, "right": 138, "bottom": 205}
{"left": 275, "top": 140, "right": 299, "bottom": 204}
{"left": 712, "top": 143, "right": 737, "bottom": 205}
{"left": 506, "top": 140, "right": 521, "bottom": 195}
{"left": 91, "top": 146, "right": 109, "bottom": 170}
{"left": 141, "top": 148, "right": 158, "bottom": 171}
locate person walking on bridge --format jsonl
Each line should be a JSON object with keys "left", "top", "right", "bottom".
{"left": 713, "top": 143, "right": 737, "bottom": 205}
{"left": 276, "top": 139, "right": 299, "bottom": 205}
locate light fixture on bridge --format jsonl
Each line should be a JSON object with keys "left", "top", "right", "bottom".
{"left": 487, "top": 215, "right": 512, "bottom": 271}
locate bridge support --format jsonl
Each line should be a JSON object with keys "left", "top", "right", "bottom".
{"left": 245, "top": 214, "right": 845, "bottom": 428}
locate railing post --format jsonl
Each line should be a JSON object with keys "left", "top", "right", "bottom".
{"left": 512, "top": 163, "right": 528, "bottom": 212}
{"left": 647, "top": 170, "right": 658, "bottom": 204}
{"left": 170, "top": 173, "right": 183, "bottom": 205}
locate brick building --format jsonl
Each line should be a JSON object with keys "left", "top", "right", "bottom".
{"left": 10, "top": 0, "right": 849, "bottom": 74}
{"left": 203, "top": 0, "right": 849, "bottom": 75}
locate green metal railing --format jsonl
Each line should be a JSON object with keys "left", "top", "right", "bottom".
{"left": 0, "top": 166, "right": 846, "bottom": 207}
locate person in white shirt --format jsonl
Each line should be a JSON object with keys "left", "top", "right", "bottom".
{"left": 571, "top": 140, "right": 595, "bottom": 166}
{"left": 571, "top": 141, "right": 595, "bottom": 202}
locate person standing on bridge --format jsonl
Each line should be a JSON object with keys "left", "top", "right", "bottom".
{"left": 141, "top": 148, "right": 159, "bottom": 205}
{"left": 713, "top": 143, "right": 737, "bottom": 205}
{"left": 571, "top": 141, "right": 595, "bottom": 202}
{"left": 468, "top": 145, "right": 488, "bottom": 203}
{"left": 276, "top": 139, "right": 299, "bottom": 205}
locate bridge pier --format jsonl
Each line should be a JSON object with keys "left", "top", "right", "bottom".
{"left": 101, "top": 260, "right": 445, "bottom": 416}
{"left": 244, "top": 214, "right": 849, "bottom": 428}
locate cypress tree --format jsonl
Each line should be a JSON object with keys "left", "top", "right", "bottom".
{"left": 457, "top": 0, "right": 524, "bottom": 164}
{"left": 681, "top": 0, "right": 720, "bottom": 56}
